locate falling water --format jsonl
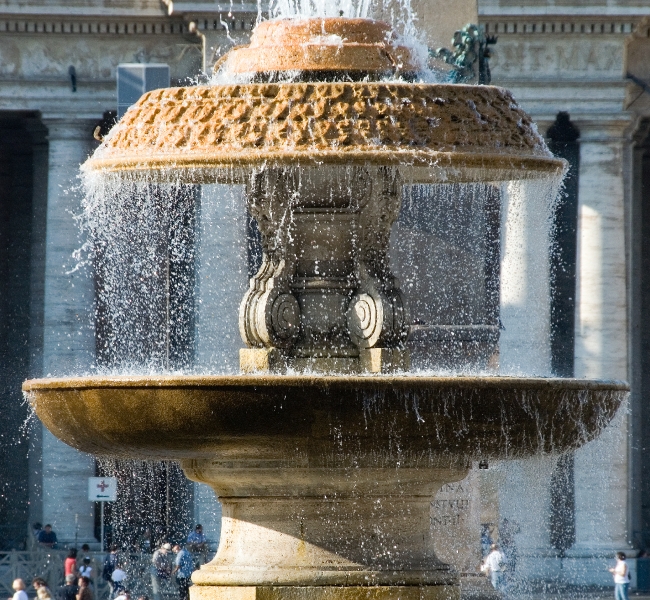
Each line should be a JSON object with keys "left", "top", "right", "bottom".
{"left": 81, "top": 169, "right": 562, "bottom": 378}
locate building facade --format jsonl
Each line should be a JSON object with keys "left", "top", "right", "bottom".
{"left": 0, "top": 0, "right": 649, "bottom": 589}
{"left": 479, "top": 1, "right": 649, "bottom": 587}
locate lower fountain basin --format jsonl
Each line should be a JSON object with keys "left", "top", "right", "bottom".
{"left": 23, "top": 375, "right": 627, "bottom": 463}
{"left": 23, "top": 375, "right": 627, "bottom": 600}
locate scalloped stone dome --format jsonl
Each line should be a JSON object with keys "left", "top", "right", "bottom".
{"left": 86, "top": 82, "right": 563, "bottom": 182}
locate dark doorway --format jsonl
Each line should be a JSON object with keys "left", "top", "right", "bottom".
{"left": 546, "top": 112, "right": 580, "bottom": 554}
{"left": 0, "top": 112, "right": 48, "bottom": 549}
{"left": 96, "top": 460, "right": 193, "bottom": 550}
{"left": 92, "top": 175, "right": 198, "bottom": 548}
{"left": 547, "top": 112, "right": 580, "bottom": 379}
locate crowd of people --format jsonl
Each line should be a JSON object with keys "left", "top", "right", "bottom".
{"left": 16, "top": 519, "right": 634, "bottom": 600}
{"left": 11, "top": 524, "right": 210, "bottom": 600}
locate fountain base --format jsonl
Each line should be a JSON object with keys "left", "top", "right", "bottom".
{"left": 191, "top": 586, "right": 459, "bottom": 600}
{"left": 183, "top": 461, "right": 467, "bottom": 600}
{"left": 23, "top": 374, "right": 625, "bottom": 600}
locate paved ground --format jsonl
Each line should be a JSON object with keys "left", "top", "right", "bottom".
{"left": 504, "top": 591, "right": 650, "bottom": 599}
{"left": 522, "top": 595, "right": 650, "bottom": 600}
{"left": 462, "top": 583, "right": 650, "bottom": 599}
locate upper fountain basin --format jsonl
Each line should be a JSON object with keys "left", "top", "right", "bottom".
{"left": 23, "top": 375, "right": 626, "bottom": 465}
{"left": 85, "top": 82, "right": 563, "bottom": 182}
{"left": 84, "top": 17, "right": 562, "bottom": 183}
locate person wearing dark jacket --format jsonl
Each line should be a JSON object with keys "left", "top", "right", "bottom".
{"left": 57, "top": 575, "right": 79, "bottom": 600}
{"left": 103, "top": 546, "right": 119, "bottom": 597}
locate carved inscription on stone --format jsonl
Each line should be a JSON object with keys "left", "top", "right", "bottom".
{"left": 490, "top": 39, "right": 624, "bottom": 77}
{"left": 432, "top": 496, "right": 470, "bottom": 527}
{"left": 431, "top": 474, "right": 481, "bottom": 573}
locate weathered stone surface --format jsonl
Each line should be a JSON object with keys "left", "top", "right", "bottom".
{"left": 237, "top": 166, "right": 407, "bottom": 370}
{"left": 87, "top": 82, "right": 561, "bottom": 179}
{"left": 183, "top": 470, "right": 465, "bottom": 587}
{"left": 190, "top": 586, "right": 459, "bottom": 600}
{"left": 40, "top": 118, "right": 98, "bottom": 544}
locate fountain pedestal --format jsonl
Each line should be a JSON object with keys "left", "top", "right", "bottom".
{"left": 184, "top": 461, "right": 468, "bottom": 600}
{"left": 239, "top": 167, "right": 409, "bottom": 375}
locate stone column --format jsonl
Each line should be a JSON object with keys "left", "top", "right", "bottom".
{"left": 495, "top": 176, "right": 556, "bottom": 583}
{"left": 571, "top": 118, "right": 631, "bottom": 579}
{"left": 495, "top": 456, "right": 557, "bottom": 582}
{"left": 40, "top": 118, "right": 97, "bottom": 545}
{"left": 25, "top": 118, "right": 50, "bottom": 533}
{"left": 195, "top": 183, "right": 248, "bottom": 373}
{"left": 499, "top": 178, "right": 554, "bottom": 376}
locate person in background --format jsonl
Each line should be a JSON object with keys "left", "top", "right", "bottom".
{"left": 480, "top": 543, "right": 507, "bottom": 594}
{"left": 103, "top": 546, "right": 119, "bottom": 596}
{"left": 32, "top": 578, "right": 52, "bottom": 600}
{"left": 57, "top": 575, "right": 79, "bottom": 600}
{"left": 187, "top": 524, "right": 207, "bottom": 564}
{"left": 150, "top": 543, "right": 172, "bottom": 600}
{"left": 111, "top": 563, "right": 127, "bottom": 598}
{"left": 37, "top": 524, "right": 57, "bottom": 549}
{"left": 138, "top": 528, "right": 153, "bottom": 553}
{"left": 79, "top": 557, "right": 93, "bottom": 580}
{"left": 30, "top": 524, "right": 43, "bottom": 550}
{"left": 172, "top": 544, "right": 194, "bottom": 600}
{"left": 65, "top": 549, "right": 79, "bottom": 580}
{"left": 10, "top": 580, "right": 28, "bottom": 600}
{"left": 187, "top": 525, "right": 207, "bottom": 553}
{"left": 76, "top": 578, "right": 92, "bottom": 600}
{"left": 102, "top": 544, "right": 117, "bottom": 598}
{"left": 499, "top": 518, "right": 520, "bottom": 588}
{"left": 80, "top": 546, "right": 95, "bottom": 574}
{"left": 480, "top": 524, "right": 493, "bottom": 558}
{"left": 609, "top": 551, "right": 631, "bottom": 600}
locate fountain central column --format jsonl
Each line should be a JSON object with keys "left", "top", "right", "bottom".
{"left": 184, "top": 461, "right": 468, "bottom": 600}
{"left": 239, "top": 167, "right": 410, "bottom": 375}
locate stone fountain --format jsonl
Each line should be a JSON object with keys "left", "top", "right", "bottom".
{"left": 24, "top": 16, "right": 627, "bottom": 600}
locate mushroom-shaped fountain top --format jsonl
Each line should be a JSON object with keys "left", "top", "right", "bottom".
{"left": 84, "top": 17, "right": 563, "bottom": 184}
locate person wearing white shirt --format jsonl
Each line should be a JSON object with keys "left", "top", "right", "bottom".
{"left": 10, "top": 579, "right": 28, "bottom": 600}
{"left": 111, "top": 566, "right": 127, "bottom": 597}
{"left": 480, "top": 544, "right": 506, "bottom": 593}
{"left": 609, "top": 552, "right": 630, "bottom": 600}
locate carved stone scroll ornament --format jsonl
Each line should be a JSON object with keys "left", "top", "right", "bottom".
{"left": 348, "top": 167, "right": 409, "bottom": 349}
{"left": 238, "top": 256, "right": 300, "bottom": 348}
{"left": 239, "top": 170, "right": 301, "bottom": 349}
{"left": 240, "top": 165, "right": 408, "bottom": 366}
{"left": 347, "top": 280, "right": 407, "bottom": 349}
